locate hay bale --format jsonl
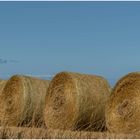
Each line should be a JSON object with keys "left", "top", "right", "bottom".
{"left": 0, "top": 75, "right": 50, "bottom": 127}
{"left": 44, "top": 71, "right": 111, "bottom": 131}
{"left": 105, "top": 72, "right": 140, "bottom": 134}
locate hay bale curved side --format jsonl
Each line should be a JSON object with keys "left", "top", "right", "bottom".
{"left": 44, "top": 71, "right": 111, "bottom": 131}
{"left": 105, "top": 72, "right": 140, "bottom": 134}
{"left": 0, "top": 75, "right": 50, "bottom": 127}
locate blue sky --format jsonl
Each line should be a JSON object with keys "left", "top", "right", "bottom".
{"left": 0, "top": 2, "right": 140, "bottom": 85}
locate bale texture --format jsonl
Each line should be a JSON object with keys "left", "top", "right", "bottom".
{"left": 106, "top": 72, "right": 140, "bottom": 134}
{"left": 0, "top": 75, "right": 50, "bottom": 127}
{"left": 0, "top": 80, "right": 6, "bottom": 95}
{"left": 0, "top": 80, "right": 7, "bottom": 125}
{"left": 44, "top": 71, "right": 111, "bottom": 131}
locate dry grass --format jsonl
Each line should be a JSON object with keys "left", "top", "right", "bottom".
{"left": 44, "top": 71, "right": 111, "bottom": 131}
{"left": 106, "top": 72, "right": 140, "bottom": 134}
{"left": 0, "top": 75, "right": 50, "bottom": 127}
{"left": 0, "top": 126, "right": 139, "bottom": 139}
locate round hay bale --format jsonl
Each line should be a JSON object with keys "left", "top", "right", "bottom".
{"left": 105, "top": 72, "right": 140, "bottom": 134}
{"left": 44, "top": 71, "right": 111, "bottom": 131}
{"left": 0, "top": 75, "right": 50, "bottom": 127}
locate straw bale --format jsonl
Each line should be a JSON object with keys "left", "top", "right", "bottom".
{"left": 0, "top": 75, "right": 50, "bottom": 127}
{"left": 44, "top": 71, "right": 111, "bottom": 131}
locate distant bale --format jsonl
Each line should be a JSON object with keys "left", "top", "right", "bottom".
{"left": 0, "top": 80, "right": 7, "bottom": 95}
{"left": 0, "top": 75, "right": 50, "bottom": 127}
{"left": 44, "top": 71, "right": 111, "bottom": 131}
{"left": 106, "top": 72, "right": 140, "bottom": 134}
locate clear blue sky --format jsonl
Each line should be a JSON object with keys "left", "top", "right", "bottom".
{"left": 0, "top": 2, "right": 140, "bottom": 85}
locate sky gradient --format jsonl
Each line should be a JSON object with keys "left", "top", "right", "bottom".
{"left": 0, "top": 2, "right": 140, "bottom": 85}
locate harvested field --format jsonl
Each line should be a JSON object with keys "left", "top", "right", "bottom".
{"left": 0, "top": 75, "right": 50, "bottom": 127}
{"left": 106, "top": 72, "right": 140, "bottom": 134}
{"left": 0, "top": 126, "right": 139, "bottom": 139}
{"left": 44, "top": 71, "right": 111, "bottom": 131}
